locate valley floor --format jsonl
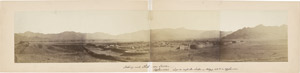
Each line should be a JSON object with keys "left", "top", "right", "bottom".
{"left": 220, "top": 40, "right": 288, "bottom": 62}
{"left": 15, "top": 39, "right": 288, "bottom": 62}
{"left": 15, "top": 42, "right": 150, "bottom": 62}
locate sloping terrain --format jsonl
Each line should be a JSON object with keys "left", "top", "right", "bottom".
{"left": 220, "top": 24, "right": 288, "bottom": 62}
{"left": 223, "top": 24, "right": 287, "bottom": 40}
{"left": 15, "top": 30, "right": 150, "bottom": 42}
{"left": 15, "top": 42, "right": 150, "bottom": 62}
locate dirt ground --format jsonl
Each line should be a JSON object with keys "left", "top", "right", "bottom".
{"left": 151, "top": 39, "right": 287, "bottom": 62}
{"left": 15, "top": 40, "right": 287, "bottom": 62}
{"left": 15, "top": 42, "right": 150, "bottom": 63}
{"left": 220, "top": 40, "right": 288, "bottom": 62}
{"left": 151, "top": 46, "right": 219, "bottom": 62}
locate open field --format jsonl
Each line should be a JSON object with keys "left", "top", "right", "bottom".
{"left": 220, "top": 39, "right": 288, "bottom": 62}
{"left": 15, "top": 39, "right": 288, "bottom": 62}
{"left": 151, "top": 46, "right": 219, "bottom": 62}
{"left": 151, "top": 41, "right": 220, "bottom": 62}
{"left": 150, "top": 39, "right": 287, "bottom": 62}
{"left": 15, "top": 41, "right": 150, "bottom": 62}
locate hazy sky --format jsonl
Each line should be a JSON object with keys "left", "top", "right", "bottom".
{"left": 15, "top": 10, "right": 149, "bottom": 35}
{"left": 220, "top": 11, "right": 287, "bottom": 31}
{"left": 15, "top": 10, "right": 287, "bottom": 34}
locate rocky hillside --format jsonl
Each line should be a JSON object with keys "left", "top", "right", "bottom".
{"left": 223, "top": 24, "right": 287, "bottom": 40}
{"left": 15, "top": 28, "right": 222, "bottom": 42}
{"left": 15, "top": 30, "right": 150, "bottom": 42}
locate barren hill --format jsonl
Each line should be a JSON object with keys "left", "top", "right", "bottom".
{"left": 223, "top": 24, "right": 287, "bottom": 40}
{"left": 15, "top": 30, "right": 150, "bottom": 42}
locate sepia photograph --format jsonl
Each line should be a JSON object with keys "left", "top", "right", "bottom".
{"left": 1, "top": 0, "right": 298, "bottom": 72}
{"left": 14, "top": 10, "right": 288, "bottom": 62}
{"left": 219, "top": 11, "right": 288, "bottom": 62}
{"left": 14, "top": 10, "right": 151, "bottom": 62}
{"left": 150, "top": 10, "right": 288, "bottom": 62}
{"left": 150, "top": 11, "right": 221, "bottom": 62}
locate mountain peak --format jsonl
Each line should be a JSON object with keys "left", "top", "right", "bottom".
{"left": 224, "top": 24, "right": 287, "bottom": 39}
{"left": 24, "top": 31, "right": 34, "bottom": 34}
{"left": 60, "top": 31, "right": 78, "bottom": 34}
{"left": 255, "top": 24, "right": 265, "bottom": 28}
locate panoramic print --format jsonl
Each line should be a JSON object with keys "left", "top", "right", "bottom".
{"left": 14, "top": 10, "right": 287, "bottom": 62}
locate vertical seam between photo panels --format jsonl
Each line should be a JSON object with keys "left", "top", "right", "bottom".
{"left": 148, "top": 0, "right": 153, "bottom": 72}
{"left": 218, "top": 1, "right": 223, "bottom": 62}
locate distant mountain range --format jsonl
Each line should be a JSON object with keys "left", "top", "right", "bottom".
{"left": 15, "top": 24, "right": 287, "bottom": 42}
{"left": 223, "top": 24, "right": 287, "bottom": 40}
{"left": 15, "top": 30, "right": 150, "bottom": 42}
{"left": 150, "top": 28, "right": 221, "bottom": 41}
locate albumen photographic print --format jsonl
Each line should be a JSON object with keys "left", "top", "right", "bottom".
{"left": 0, "top": 0, "right": 299, "bottom": 72}
{"left": 15, "top": 11, "right": 151, "bottom": 62}
{"left": 150, "top": 11, "right": 287, "bottom": 62}
{"left": 14, "top": 10, "right": 287, "bottom": 62}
